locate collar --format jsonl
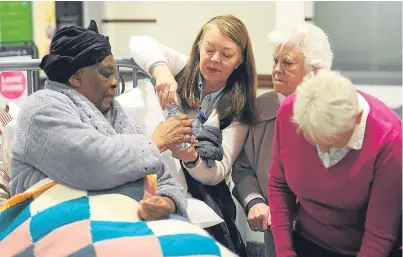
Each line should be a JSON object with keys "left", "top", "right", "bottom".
{"left": 315, "top": 91, "right": 369, "bottom": 153}
{"left": 346, "top": 91, "right": 370, "bottom": 150}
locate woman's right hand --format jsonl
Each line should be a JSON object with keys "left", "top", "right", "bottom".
{"left": 152, "top": 64, "right": 180, "bottom": 110}
{"left": 150, "top": 114, "right": 194, "bottom": 152}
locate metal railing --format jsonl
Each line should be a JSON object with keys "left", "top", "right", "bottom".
{"left": 0, "top": 58, "right": 150, "bottom": 95}
{"left": 0, "top": 41, "right": 40, "bottom": 95}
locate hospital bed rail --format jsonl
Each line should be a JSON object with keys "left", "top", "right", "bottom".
{"left": 0, "top": 58, "right": 150, "bottom": 95}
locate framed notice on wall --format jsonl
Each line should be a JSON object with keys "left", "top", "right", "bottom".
{"left": 0, "top": 1, "right": 33, "bottom": 43}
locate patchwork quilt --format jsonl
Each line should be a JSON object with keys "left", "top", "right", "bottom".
{"left": 0, "top": 178, "right": 237, "bottom": 257}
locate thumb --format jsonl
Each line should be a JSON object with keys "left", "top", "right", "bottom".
{"left": 156, "top": 121, "right": 164, "bottom": 129}
{"left": 262, "top": 213, "right": 268, "bottom": 231}
{"left": 143, "top": 175, "right": 157, "bottom": 199}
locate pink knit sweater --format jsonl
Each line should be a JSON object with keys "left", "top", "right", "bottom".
{"left": 268, "top": 91, "right": 402, "bottom": 257}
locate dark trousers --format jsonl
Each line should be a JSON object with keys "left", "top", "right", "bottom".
{"left": 293, "top": 232, "right": 402, "bottom": 257}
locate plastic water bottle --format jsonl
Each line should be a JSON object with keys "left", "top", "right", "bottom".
{"left": 192, "top": 112, "right": 208, "bottom": 138}
{"left": 166, "top": 103, "right": 191, "bottom": 150}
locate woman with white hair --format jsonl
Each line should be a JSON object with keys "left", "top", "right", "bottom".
{"left": 270, "top": 22, "right": 333, "bottom": 96}
{"left": 268, "top": 71, "right": 402, "bottom": 257}
{"left": 232, "top": 23, "right": 333, "bottom": 257}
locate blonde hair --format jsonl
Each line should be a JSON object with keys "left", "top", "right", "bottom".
{"left": 268, "top": 23, "right": 333, "bottom": 72}
{"left": 177, "top": 14, "right": 257, "bottom": 124}
{"left": 292, "top": 71, "right": 360, "bottom": 145}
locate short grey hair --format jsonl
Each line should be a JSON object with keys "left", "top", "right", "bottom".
{"left": 292, "top": 71, "right": 360, "bottom": 145}
{"left": 268, "top": 23, "right": 334, "bottom": 72}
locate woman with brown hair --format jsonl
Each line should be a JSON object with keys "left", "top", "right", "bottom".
{"left": 129, "top": 14, "right": 257, "bottom": 189}
{"left": 129, "top": 15, "right": 258, "bottom": 256}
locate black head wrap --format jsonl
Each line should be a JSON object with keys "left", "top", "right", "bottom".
{"left": 40, "top": 20, "right": 112, "bottom": 83}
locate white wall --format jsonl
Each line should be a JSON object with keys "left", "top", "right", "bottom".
{"left": 275, "top": 1, "right": 305, "bottom": 29}
{"left": 99, "top": 1, "right": 276, "bottom": 75}
{"left": 83, "top": 1, "right": 312, "bottom": 76}
{"left": 304, "top": 1, "right": 314, "bottom": 21}
{"left": 82, "top": 1, "right": 104, "bottom": 34}
{"left": 356, "top": 85, "right": 402, "bottom": 109}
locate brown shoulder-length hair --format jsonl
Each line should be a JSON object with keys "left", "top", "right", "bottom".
{"left": 176, "top": 15, "right": 258, "bottom": 125}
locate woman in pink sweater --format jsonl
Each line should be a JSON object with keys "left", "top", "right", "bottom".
{"left": 268, "top": 71, "right": 402, "bottom": 257}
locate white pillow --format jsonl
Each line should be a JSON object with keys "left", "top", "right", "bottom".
{"left": 6, "top": 102, "right": 20, "bottom": 119}
{"left": 1, "top": 117, "right": 16, "bottom": 174}
{"left": 187, "top": 197, "right": 224, "bottom": 228}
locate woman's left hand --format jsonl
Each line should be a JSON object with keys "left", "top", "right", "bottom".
{"left": 247, "top": 203, "right": 271, "bottom": 232}
{"left": 138, "top": 196, "right": 176, "bottom": 220}
{"left": 169, "top": 144, "right": 199, "bottom": 163}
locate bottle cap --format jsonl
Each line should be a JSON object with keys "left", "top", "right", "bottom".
{"left": 197, "top": 112, "right": 208, "bottom": 123}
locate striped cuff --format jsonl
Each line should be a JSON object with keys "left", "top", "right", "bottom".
{"left": 246, "top": 197, "right": 266, "bottom": 214}
{"left": 244, "top": 192, "right": 265, "bottom": 207}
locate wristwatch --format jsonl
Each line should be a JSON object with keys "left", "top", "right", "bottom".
{"left": 183, "top": 154, "right": 200, "bottom": 168}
